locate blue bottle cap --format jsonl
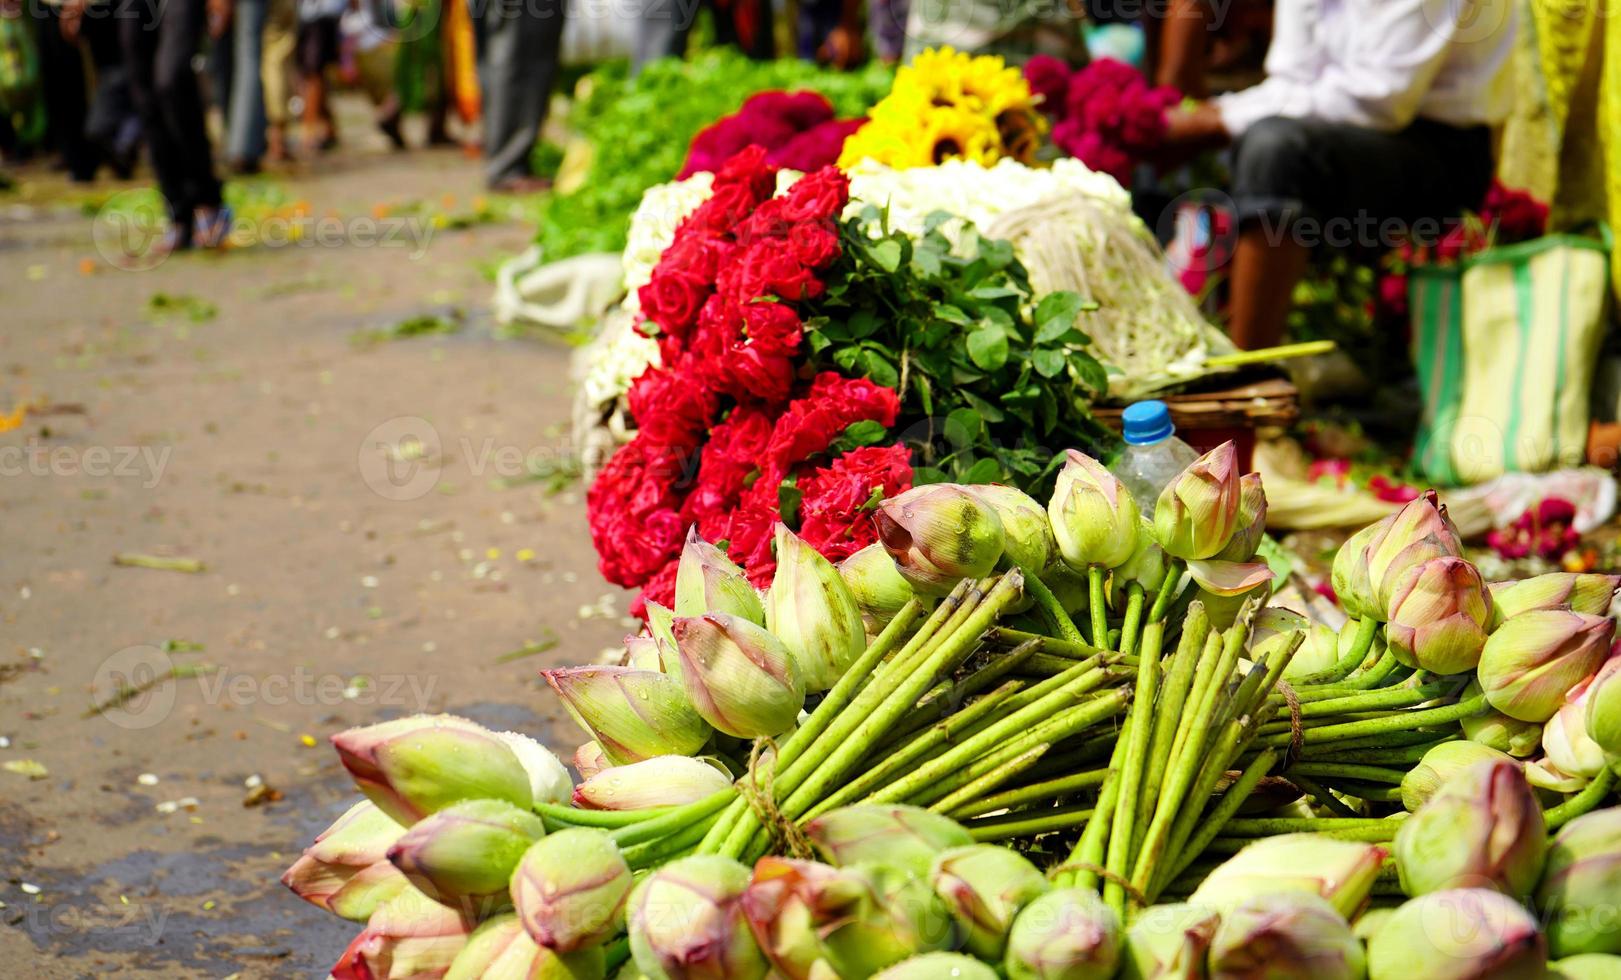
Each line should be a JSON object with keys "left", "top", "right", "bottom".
{"left": 1121, "top": 400, "right": 1174, "bottom": 446}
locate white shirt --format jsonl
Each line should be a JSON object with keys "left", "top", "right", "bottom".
{"left": 1215, "top": 0, "right": 1517, "bottom": 137}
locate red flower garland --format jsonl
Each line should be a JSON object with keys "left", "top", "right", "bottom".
{"left": 679, "top": 91, "right": 867, "bottom": 180}
{"left": 1024, "top": 57, "right": 1179, "bottom": 184}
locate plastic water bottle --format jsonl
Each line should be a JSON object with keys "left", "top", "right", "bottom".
{"left": 1111, "top": 400, "right": 1201, "bottom": 512}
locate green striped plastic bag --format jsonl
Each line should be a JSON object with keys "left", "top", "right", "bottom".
{"left": 1410, "top": 230, "right": 1611, "bottom": 485}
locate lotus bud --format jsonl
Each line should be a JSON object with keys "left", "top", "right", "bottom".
{"left": 1526, "top": 757, "right": 1590, "bottom": 795}
{"left": 330, "top": 885, "right": 476, "bottom": 980}
{"left": 1367, "top": 888, "right": 1546, "bottom": 979}
{"left": 876, "top": 484, "right": 1006, "bottom": 593}
{"left": 1365, "top": 490, "right": 1464, "bottom": 615}
{"left": 1536, "top": 808, "right": 1621, "bottom": 956}
{"left": 446, "top": 914, "right": 607, "bottom": 980}
{"left": 1114, "top": 520, "right": 1170, "bottom": 595}
{"left": 1044, "top": 562, "right": 1093, "bottom": 616}
{"left": 1550, "top": 954, "right": 1621, "bottom": 979}
{"left": 804, "top": 804, "right": 974, "bottom": 877}
{"left": 1385, "top": 556, "right": 1491, "bottom": 674}
{"left": 1351, "top": 907, "right": 1397, "bottom": 944}
{"left": 1478, "top": 610, "right": 1614, "bottom": 722}
{"left": 1330, "top": 518, "right": 1385, "bottom": 620}
{"left": 624, "top": 633, "right": 664, "bottom": 672}
{"left": 1286, "top": 622, "right": 1351, "bottom": 683}
{"left": 1585, "top": 654, "right": 1621, "bottom": 758}
{"left": 876, "top": 953, "right": 1000, "bottom": 979}
{"left": 627, "top": 855, "right": 768, "bottom": 980}
{"left": 673, "top": 612, "right": 804, "bottom": 738}
{"left": 1153, "top": 442, "right": 1242, "bottom": 561}
{"left": 1251, "top": 607, "right": 1308, "bottom": 662}
{"left": 1461, "top": 680, "right": 1545, "bottom": 757}
{"left": 675, "top": 529, "right": 765, "bottom": 623}
{"left": 645, "top": 602, "right": 684, "bottom": 681}
{"left": 1208, "top": 892, "right": 1364, "bottom": 980}
{"left": 1400, "top": 740, "right": 1517, "bottom": 812}
{"left": 767, "top": 524, "right": 866, "bottom": 693}
{"left": 1215, "top": 473, "right": 1268, "bottom": 562}
{"left": 972, "top": 484, "right": 1055, "bottom": 571}
{"left": 740, "top": 858, "right": 845, "bottom": 978}
{"left": 1395, "top": 759, "right": 1546, "bottom": 897}
{"left": 1491, "top": 574, "right": 1620, "bottom": 625}
{"left": 542, "top": 666, "right": 711, "bottom": 766}
{"left": 333, "top": 715, "right": 537, "bottom": 824}
{"left": 1189, "top": 833, "right": 1386, "bottom": 918}
{"left": 498, "top": 730, "right": 575, "bottom": 807}
{"left": 511, "top": 828, "right": 632, "bottom": 952}
{"left": 282, "top": 800, "right": 410, "bottom": 921}
{"left": 1186, "top": 560, "right": 1274, "bottom": 630}
{"left": 573, "top": 755, "right": 732, "bottom": 811}
{"left": 1004, "top": 887, "right": 1121, "bottom": 980}
{"left": 839, "top": 543, "right": 917, "bottom": 628}
{"left": 1545, "top": 679, "right": 1608, "bottom": 779}
{"left": 929, "top": 844, "right": 1051, "bottom": 959}
{"left": 1119, "top": 902, "right": 1218, "bottom": 980}
{"left": 387, "top": 799, "right": 547, "bottom": 905}
{"left": 574, "top": 741, "right": 611, "bottom": 780}
{"left": 1050, "top": 450, "right": 1141, "bottom": 569}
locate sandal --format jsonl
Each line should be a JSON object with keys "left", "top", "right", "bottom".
{"left": 193, "top": 206, "right": 233, "bottom": 250}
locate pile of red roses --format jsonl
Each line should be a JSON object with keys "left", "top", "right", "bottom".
{"left": 1023, "top": 56, "right": 1179, "bottom": 184}
{"left": 679, "top": 91, "right": 867, "bottom": 180}
{"left": 589, "top": 146, "right": 913, "bottom": 613}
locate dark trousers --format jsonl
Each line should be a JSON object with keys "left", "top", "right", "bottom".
{"left": 32, "top": 2, "right": 94, "bottom": 180}
{"left": 634, "top": 0, "right": 774, "bottom": 71}
{"left": 120, "top": 0, "right": 223, "bottom": 223}
{"left": 474, "top": 0, "right": 565, "bottom": 187}
{"left": 1231, "top": 115, "right": 1494, "bottom": 249}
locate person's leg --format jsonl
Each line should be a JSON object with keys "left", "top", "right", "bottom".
{"left": 33, "top": 1, "right": 95, "bottom": 179}
{"left": 262, "top": 0, "right": 298, "bottom": 161}
{"left": 478, "top": 0, "right": 564, "bottom": 188}
{"left": 1156, "top": 0, "right": 1212, "bottom": 97}
{"left": 227, "top": 0, "right": 270, "bottom": 168}
{"left": 152, "top": 0, "right": 224, "bottom": 213}
{"left": 119, "top": 9, "right": 191, "bottom": 245}
{"left": 633, "top": 0, "right": 693, "bottom": 71}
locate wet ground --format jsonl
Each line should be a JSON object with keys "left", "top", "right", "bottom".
{"left": 0, "top": 104, "right": 627, "bottom": 976}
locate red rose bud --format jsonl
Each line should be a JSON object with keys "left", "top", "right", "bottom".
{"left": 838, "top": 543, "right": 917, "bottom": 630}
{"left": 875, "top": 484, "right": 1006, "bottom": 594}
{"left": 929, "top": 844, "right": 1051, "bottom": 960}
{"left": 282, "top": 800, "right": 410, "bottom": 922}
{"left": 511, "top": 828, "right": 632, "bottom": 952}
{"left": 445, "top": 913, "right": 606, "bottom": 980}
{"left": 1478, "top": 610, "right": 1614, "bottom": 722}
{"left": 673, "top": 612, "right": 805, "bottom": 739}
{"left": 1491, "top": 574, "right": 1621, "bottom": 625}
{"left": 1120, "top": 902, "right": 1218, "bottom": 980}
{"left": 572, "top": 755, "right": 732, "bottom": 811}
{"left": 1368, "top": 888, "right": 1546, "bottom": 979}
{"left": 675, "top": 529, "right": 766, "bottom": 625}
{"left": 1189, "top": 834, "right": 1386, "bottom": 918}
{"left": 1153, "top": 442, "right": 1242, "bottom": 561}
{"left": 1364, "top": 490, "right": 1463, "bottom": 616}
{"left": 543, "top": 666, "right": 711, "bottom": 766}
{"left": 1395, "top": 759, "right": 1546, "bottom": 898}
{"left": 1215, "top": 473, "right": 1268, "bottom": 562}
{"left": 1004, "top": 887, "right": 1122, "bottom": 980}
{"left": 1208, "top": 892, "right": 1363, "bottom": 980}
{"left": 1586, "top": 653, "right": 1621, "bottom": 759}
{"left": 767, "top": 524, "right": 866, "bottom": 693}
{"left": 1544, "top": 677, "right": 1608, "bottom": 779}
{"left": 804, "top": 804, "right": 974, "bottom": 877}
{"left": 1536, "top": 809, "right": 1621, "bottom": 957}
{"left": 332, "top": 715, "right": 538, "bottom": 824}
{"left": 388, "top": 799, "right": 547, "bottom": 905}
{"left": 1385, "top": 556, "right": 1491, "bottom": 675}
{"left": 627, "top": 855, "right": 769, "bottom": 980}
{"left": 1050, "top": 450, "right": 1140, "bottom": 570}
{"left": 330, "top": 885, "right": 477, "bottom": 980}
{"left": 971, "top": 484, "right": 1055, "bottom": 572}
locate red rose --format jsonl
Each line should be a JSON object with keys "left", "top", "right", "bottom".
{"left": 630, "top": 558, "right": 680, "bottom": 619}
{"left": 787, "top": 219, "right": 841, "bottom": 269}
{"left": 638, "top": 269, "right": 710, "bottom": 337}
{"left": 683, "top": 181, "right": 759, "bottom": 236}
{"left": 725, "top": 473, "right": 785, "bottom": 584}
{"left": 766, "top": 374, "right": 901, "bottom": 468}
{"left": 681, "top": 406, "right": 773, "bottom": 524}
{"left": 704, "top": 346, "right": 797, "bottom": 405}
{"left": 734, "top": 196, "right": 793, "bottom": 247}
{"left": 725, "top": 243, "right": 822, "bottom": 303}
{"left": 588, "top": 436, "right": 693, "bottom": 587}
{"left": 797, "top": 444, "right": 914, "bottom": 562}
{"left": 740, "top": 300, "right": 802, "bottom": 357}
{"left": 779, "top": 167, "right": 850, "bottom": 224}
{"left": 627, "top": 365, "right": 719, "bottom": 449}
{"left": 711, "top": 144, "right": 777, "bottom": 203}
{"left": 660, "top": 232, "right": 735, "bottom": 282}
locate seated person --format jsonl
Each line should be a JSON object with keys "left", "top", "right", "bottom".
{"left": 1159, "top": 0, "right": 1516, "bottom": 349}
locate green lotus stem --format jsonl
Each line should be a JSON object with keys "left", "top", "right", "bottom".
{"left": 1273, "top": 681, "right": 1454, "bottom": 718}
{"left": 890, "top": 641, "right": 1037, "bottom": 741}
{"left": 1546, "top": 768, "right": 1617, "bottom": 830}
{"left": 1104, "top": 620, "right": 1162, "bottom": 914}
{"left": 1296, "top": 617, "right": 1379, "bottom": 685}
{"left": 997, "top": 652, "right": 1123, "bottom": 717}
{"left": 1136, "top": 604, "right": 1210, "bottom": 835}
{"left": 1015, "top": 559, "right": 1086, "bottom": 645}
{"left": 1088, "top": 566, "right": 1109, "bottom": 650}
{"left": 1161, "top": 630, "right": 1225, "bottom": 790}
{"left": 1157, "top": 748, "right": 1278, "bottom": 897}
{"left": 1293, "top": 730, "right": 1460, "bottom": 755}
{"left": 1327, "top": 650, "right": 1406, "bottom": 690}
{"left": 949, "top": 767, "right": 1109, "bottom": 819}
{"left": 983, "top": 627, "right": 1102, "bottom": 659}
{"left": 621, "top": 808, "right": 724, "bottom": 868}
{"left": 1147, "top": 695, "right": 1257, "bottom": 895}
{"left": 966, "top": 804, "right": 1096, "bottom": 842}
{"left": 1148, "top": 565, "right": 1185, "bottom": 623}
{"left": 929, "top": 742, "right": 1051, "bottom": 814}
{"left": 1287, "top": 762, "right": 1409, "bottom": 784}
{"left": 603, "top": 937, "right": 631, "bottom": 974}
{"left": 1316, "top": 782, "right": 1404, "bottom": 803}
{"left": 1257, "top": 694, "right": 1487, "bottom": 748}
{"left": 1291, "top": 774, "right": 1362, "bottom": 818}
{"left": 1218, "top": 817, "right": 1398, "bottom": 837}
{"left": 534, "top": 802, "right": 676, "bottom": 830}
{"left": 1062, "top": 718, "right": 1130, "bottom": 891}
{"left": 611, "top": 789, "right": 735, "bottom": 847}
{"left": 1117, "top": 584, "right": 1147, "bottom": 661}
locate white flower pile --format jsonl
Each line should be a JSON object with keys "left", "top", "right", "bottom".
{"left": 842, "top": 157, "right": 1133, "bottom": 237}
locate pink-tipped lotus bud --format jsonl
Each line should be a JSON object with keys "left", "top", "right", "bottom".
{"left": 1526, "top": 757, "right": 1590, "bottom": 795}
{"left": 1537, "top": 807, "right": 1621, "bottom": 957}
{"left": 805, "top": 804, "right": 974, "bottom": 877}
{"left": 644, "top": 601, "right": 684, "bottom": 681}
{"left": 676, "top": 529, "right": 765, "bottom": 623}
{"left": 1004, "top": 886, "right": 1122, "bottom": 980}
{"left": 1400, "top": 740, "right": 1517, "bottom": 812}
{"left": 1367, "top": 888, "right": 1546, "bottom": 978}
{"left": 1478, "top": 610, "right": 1614, "bottom": 722}
{"left": 1153, "top": 442, "right": 1242, "bottom": 561}
{"left": 1185, "top": 559, "right": 1274, "bottom": 630}
{"left": 1120, "top": 902, "right": 1218, "bottom": 980}
{"left": 1189, "top": 833, "right": 1386, "bottom": 918}
{"left": 511, "top": 828, "right": 632, "bottom": 952}
{"left": 1115, "top": 520, "right": 1170, "bottom": 594}
{"left": 573, "top": 741, "right": 610, "bottom": 780}
{"left": 1050, "top": 450, "right": 1141, "bottom": 569}
{"left": 1491, "top": 574, "right": 1620, "bottom": 625}
{"left": 1585, "top": 653, "right": 1621, "bottom": 759}
{"left": 876, "top": 484, "right": 1006, "bottom": 594}
{"left": 445, "top": 913, "right": 606, "bottom": 980}
{"left": 1545, "top": 678, "right": 1608, "bottom": 779}
{"left": 929, "top": 844, "right": 1051, "bottom": 960}
{"left": 282, "top": 800, "right": 410, "bottom": 922}
{"left": 1365, "top": 490, "right": 1464, "bottom": 615}
{"left": 673, "top": 612, "right": 804, "bottom": 738}
{"left": 332, "top": 715, "right": 537, "bottom": 824}
{"left": 741, "top": 858, "right": 845, "bottom": 979}
{"left": 1461, "top": 678, "right": 1545, "bottom": 757}
{"left": 542, "top": 666, "right": 711, "bottom": 765}
{"left": 329, "top": 885, "right": 477, "bottom": 980}
{"left": 972, "top": 484, "right": 1054, "bottom": 571}
{"left": 497, "top": 730, "right": 574, "bottom": 807}
{"left": 1215, "top": 473, "right": 1268, "bottom": 562}
{"left": 767, "top": 524, "right": 866, "bottom": 693}
{"left": 1395, "top": 759, "right": 1546, "bottom": 897}
{"left": 1551, "top": 954, "right": 1621, "bottom": 979}
{"left": 387, "top": 799, "right": 547, "bottom": 905}
{"left": 1285, "top": 621, "right": 1373, "bottom": 683}
{"left": 1329, "top": 518, "right": 1384, "bottom": 620}
{"left": 1208, "top": 892, "right": 1364, "bottom": 980}
{"left": 1385, "top": 556, "right": 1491, "bottom": 674}
{"left": 627, "top": 855, "right": 768, "bottom": 980}
{"left": 876, "top": 953, "right": 1000, "bottom": 979}
{"left": 839, "top": 543, "right": 916, "bottom": 628}
{"left": 572, "top": 755, "right": 732, "bottom": 810}
{"left": 623, "top": 633, "right": 665, "bottom": 671}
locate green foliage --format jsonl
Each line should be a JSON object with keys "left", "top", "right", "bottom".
{"left": 806, "top": 209, "right": 1114, "bottom": 492}
{"left": 533, "top": 52, "right": 893, "bottom": 261}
